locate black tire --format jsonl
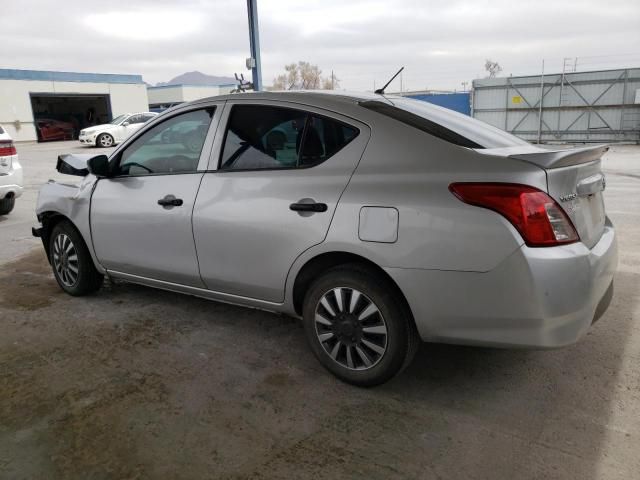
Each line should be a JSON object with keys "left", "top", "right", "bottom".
{"left": 302, "top": 264, "right": 420, "bottom": 387}
{"left": 49, "top": 220, "right": 103, "bottom": 296}
{"left": 0, "top": 197, "right": 15, "bottom": 215}
{"left": 96, "top": 133, "right": 114, "bottom": 148}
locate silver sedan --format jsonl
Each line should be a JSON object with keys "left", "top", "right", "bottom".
{"left": 33, "top": 91, "right": 617, "bottom": 386}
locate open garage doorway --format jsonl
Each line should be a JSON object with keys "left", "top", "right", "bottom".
{"left": 30, "top": 94, "right": 111, "bottom": 142}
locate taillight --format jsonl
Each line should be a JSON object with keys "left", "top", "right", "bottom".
{"left": 449, "top": 183, "right": 579, "bottom": 247}
{"left": 0, "top": 141, "right": 17, "bottom": 156}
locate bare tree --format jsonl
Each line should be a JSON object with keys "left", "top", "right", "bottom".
{"left": 272, "top": 61, "right": 339, "bottom": 90}
{"left": 322, "top": 72, "right": 340, "bottom": 90}
{"left": 484, "top": 59, "right": 503, "bottom": 78}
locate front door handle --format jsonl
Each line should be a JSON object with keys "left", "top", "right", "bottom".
{"left": 158, "top": 195, "right": 183, "bottom": 207}
{"left": 289, "top": 202, "right": 328, "bottom": 213}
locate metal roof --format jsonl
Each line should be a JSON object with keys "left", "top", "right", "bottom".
{"left": 147, "top": 83, "right": 236, "bottom": 90}
{"left": 0, "top": 68, "right": 143, "bottom": 84}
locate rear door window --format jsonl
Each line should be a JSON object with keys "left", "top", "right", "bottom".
{"left": 219, "top": 105, "right": 358, "bottom": 171}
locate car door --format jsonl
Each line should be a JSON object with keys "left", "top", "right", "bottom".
{"left": 91, "top": 105, "right": 223, "bottom": 286}
{"left": 192, "top": 101, "right": 370, "bottom": 302}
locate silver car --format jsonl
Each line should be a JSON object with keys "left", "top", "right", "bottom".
{"left": 33, "top": 91, "right": 618, "bottom": 386}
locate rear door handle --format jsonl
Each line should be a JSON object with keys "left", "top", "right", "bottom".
{"left": 158, "top": 195, "right": 183, "bottom": 207}
{"left": 289, "top": 202, "right": 328, "bottom": 213}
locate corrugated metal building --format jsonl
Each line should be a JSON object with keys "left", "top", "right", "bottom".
{"left": 0, "top": 69, "right": 149, "bottom": 142}
{"left": 472, "top": 68, "right": 640, "bottom": 143}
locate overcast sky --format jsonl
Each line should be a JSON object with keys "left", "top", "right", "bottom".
{"left": 2, "top": 0, "right": 639, "bottom": 91}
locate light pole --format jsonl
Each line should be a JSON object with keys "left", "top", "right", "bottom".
{"left": 246, "top": 0, "right": 262, "bottom": 91}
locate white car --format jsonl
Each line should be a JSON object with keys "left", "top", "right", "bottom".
{"left": 78, "top": 112, "right": 158, "bottom": 148}
{"left": 0, "top": 125, "right": 23, "bottom": 215}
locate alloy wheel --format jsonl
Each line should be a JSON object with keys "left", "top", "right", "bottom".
{"left": 52, "top": 233, "right": 79, "bottom": 287}
{"left": 99, "top": 135, "right": 113, "bottom": 147}
{"left": 314, "top": 287, "right": 388, "bottom": 370}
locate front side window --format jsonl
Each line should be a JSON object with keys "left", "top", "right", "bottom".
{"left": 219, "top": 105, "right": 358, "bottom": 171}
{"left": 127, "top": 114, "right": 144, "bottom": 125}
{"left": 117, "top": 108, "right": 214, "bottom": 176}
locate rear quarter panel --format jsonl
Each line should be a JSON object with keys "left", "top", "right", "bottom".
{"left": 305, "top": 113, "right": 549, "bottom": 273}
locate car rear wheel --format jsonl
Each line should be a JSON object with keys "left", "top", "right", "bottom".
{"left": 96, "top": 133, "right": 114, "bottom": 148}
{"left": 0, "top": 197, "right": 15, "bottom": 215}
{"left": 49, "top": 220, "right": 103, "bottom": 296}
{"left": 302, "top": 264, "right": 419, "bottom": 387}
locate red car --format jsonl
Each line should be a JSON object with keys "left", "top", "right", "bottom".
{"left": 35, "top": 119, "right": 75, "bottom": 142}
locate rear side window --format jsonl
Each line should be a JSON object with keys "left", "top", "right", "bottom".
{"left": 360, "top": 99, "right": 529, "bottom": 149}
{"left": 0, "top": 126, "right": 4, "bottom": 134}
{"left": 360, "top": 100, "right": 482, "bottom": 149}
{"left": 219, "top": 105, "right": 358, "bottom": 171}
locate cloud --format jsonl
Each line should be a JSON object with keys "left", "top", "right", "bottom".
{"left": 83, "top": 11, "right": 205, "bottom": 41}
{"left": 1, "top": 0, "right": 639, "bottom": 90}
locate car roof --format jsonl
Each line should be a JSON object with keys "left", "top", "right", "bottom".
{"left": 190, "top": 90, "right": 395, "bottom": 108}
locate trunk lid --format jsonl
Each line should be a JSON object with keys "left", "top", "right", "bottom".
{"left": 481, "top": 145, "right": 609, "bottom": 249}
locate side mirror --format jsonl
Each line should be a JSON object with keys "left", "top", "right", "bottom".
{"left": 87, "top": 155, "right": 110, "bottom": 178}
{"left": 122, "top": 121, "right": 130, "bottom": 127}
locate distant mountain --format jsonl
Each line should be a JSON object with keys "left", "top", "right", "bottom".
{"left": 156, "top": 71, "right": 236, "bottom": 87}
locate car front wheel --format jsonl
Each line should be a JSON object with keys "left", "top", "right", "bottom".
{"left": 49, "top": 220, "right": 103, "bottom": 296}
{"left": 302, "top": 264, "right": 419, "bottom": 387}
{"left": 96, "top": 133, "right": 114, "bottom": 147}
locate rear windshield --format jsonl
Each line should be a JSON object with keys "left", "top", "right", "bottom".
{"left": 0, "top": 126, "right": 4, "bottom": 134}
{"left": 360, "top": 98, "right": 529, "bottom": 149}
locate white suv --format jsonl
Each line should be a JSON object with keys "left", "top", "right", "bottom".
{"left": 0, "top": 125, "right": 23, "bottom": 215}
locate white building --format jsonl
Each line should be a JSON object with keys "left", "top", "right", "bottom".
{"left": 147, "top": 83, "right": 236, "bottom": 111}
{"left": 0, "top": 69, "right": 149, "bottom": 142}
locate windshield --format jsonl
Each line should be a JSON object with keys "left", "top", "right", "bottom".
{"left": 362, "top": 97, "right": 529, "bottom": 149}
{"left": 110, "top": 114, "right": 128, "bottom": 125}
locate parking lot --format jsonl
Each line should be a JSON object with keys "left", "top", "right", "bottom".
{"left": 1, "top": 141, "right": 639, "bottom": 479}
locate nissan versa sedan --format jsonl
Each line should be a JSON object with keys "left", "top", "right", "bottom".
{"left": 33, "top": 91, "right": 617, "bottom": 386}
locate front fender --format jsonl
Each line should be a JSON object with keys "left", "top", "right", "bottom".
{"left": 35, "top": 176, "right": 105, "bottom": 273}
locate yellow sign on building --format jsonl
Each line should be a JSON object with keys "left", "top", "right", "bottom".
{"left": 512, "top": 96, "right": 522, "bottom": 104}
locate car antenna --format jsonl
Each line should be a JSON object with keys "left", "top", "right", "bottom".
{"left": 374, "top": 67, "right": 404, "bottom": 94}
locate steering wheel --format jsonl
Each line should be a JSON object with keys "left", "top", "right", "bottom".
{"left": 122, "top": 162, "right": 154, "bottom": 174}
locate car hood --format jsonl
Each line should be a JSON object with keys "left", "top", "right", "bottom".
{"left": 83, "top": 124, "right": 118, "bottom": 133}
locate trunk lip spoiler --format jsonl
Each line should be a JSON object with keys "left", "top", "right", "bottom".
{"left": 506, "top": 144, "right": 609, "bottom": 169}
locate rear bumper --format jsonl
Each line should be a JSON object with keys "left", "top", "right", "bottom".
{"left": 0, "top": 159, "right": 23, "bottom": 199}
{"left": 386, "top": 218, "right": 618, "bottom": 348}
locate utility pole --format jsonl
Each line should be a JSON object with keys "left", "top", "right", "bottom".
{"left": 331, "top": 70, "right": 334, "bottom": 90}
{"left": 537, "top": 59, "right": 545, "bottom": 144}
{"left": 246, "top": 0, "right": 262, "bottom": 91}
